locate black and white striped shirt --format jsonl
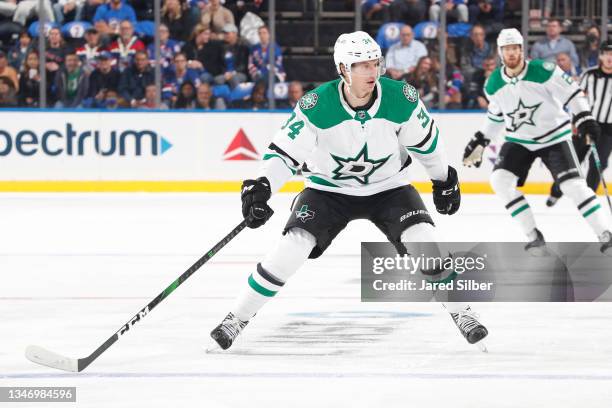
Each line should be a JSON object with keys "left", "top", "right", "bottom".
{"left": 579, "top": 66, "right": 612, "bottom": 124}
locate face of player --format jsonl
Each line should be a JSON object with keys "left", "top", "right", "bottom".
{"left": 347, "top": 59, "right": 380, "bottom": 97}
{"left": 600, "top": 50, "right": 612, "bottom": 71}
{"left": 501, "top": 44, "right": 523, "bottom": 70}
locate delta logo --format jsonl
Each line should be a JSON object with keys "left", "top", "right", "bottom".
{"left": 223, "top": 128, "right": 259, "bottom": 161}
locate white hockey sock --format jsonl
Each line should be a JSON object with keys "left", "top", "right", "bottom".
{"left": 560, "top": 178, "right": 610, "bottom": 237}
{"left": 400, "top": 223, "right": 468, "bottom": 315}
{"left": 232, "top": 228, "right": 316, "bottom": 321}
{"left": 490, "top": 169, "right": 537, "bottom": 237}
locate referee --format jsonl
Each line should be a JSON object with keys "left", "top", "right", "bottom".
{"left": 547, "top": 41, "right": 612, "bottom": 206}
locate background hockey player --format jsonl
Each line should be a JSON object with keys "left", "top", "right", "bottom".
{"left": 210, "top": 31, "right": 488, "bottom": 351}
{"left": 463, "top": 28, "right": 612, "bottom": 254}
{"left": 546, "top": 41, "right": 612, "bottom": 207}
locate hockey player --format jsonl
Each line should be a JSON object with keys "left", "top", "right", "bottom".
{"left": 463, "top": 28, "right": 612, "bottom": 254}
{"left": 209, "top": 31, "right": 488, "bottom": 351}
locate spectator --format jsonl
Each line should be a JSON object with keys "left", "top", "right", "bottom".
{"left": 467, "top": 0, "right": 503, "bottom": 35}
{"left": 406, "top": 56, "right": 438, "bottom": 108}
{"left": 107, "top": 20, "right": 146, "bottom": 72}
{"left": 0, "top": 0, "right": 55, "bottom": 26}
{"left": 217, "top": 23, "right": 249, "bottom": 88}
{"left": 136, "top": 84, "right": 169, "bottom": 109}
{"left": 0, "top": 76, "right": 17, "bottom": 107}
{"left": 248, "top": 25, "right": 286, "bottom": 83}
{"left": 277, "top": 80, "right": 303, "bottom": 109}
{"left": 45, "top": 27, "right": 68, "bottom": 92}
{"left": 147, "top": 23, "right": 181, "bottom": 70}
{"left": 429, "top": 0, "right": 468, "bottom": 23}
{"left": 230, "top": 80, "right": 268, "bottom": 110}
{"left": 580, "top": 25, "right": 601, "bottom": 70}
{"left": 162, "top": 0, "right": 193, "bottom": 42}
{"left": 224, "top": 0, "right": 263, "bottom": 25}
{"left": 53, "top": 0, "right": 85, "bottom": 24}
{"left": 388, "top": 0, "right": 427, "bottom": 28}
{"left": 87, "top": 51, "right": 120, "bottom": 107}
{"left": 118, "top": 50, "right": 154, "bottom": 106}
{"left": 556, "top": 52, "right": 579, "bottom": 80}
{"left": 93, "top": 0, "right": 137, "bottom": 35}
{"left": 530, "top": 19, "right": 579, "bottom": 68}
{"left": 102, "top": 88, "right": 128, "bottom": 109}
{"left": 131, "top": 0, "right": 153, "bottom": 21}
{"left": 54, "top": 52, "right": 89, "bottom": 107}
{"left": 465, "top": 55, "right": 496, "bottom": 109}
{"left": 183, "top": 24, "right": 225, "bottom": 83}
{"left": 459, "top": 24, "right": 493, "bottom": 81}
{"left": 385, "top": 25, "right": 427, "bottom": 80}
{"left": 200, "top": 0, "right": 234, "bottom": 39}
{"left": 17, "top": 50, "right": 41, "bottom": 107}
{"left": 76, "top": 28, "right": 103, "bottom": 72}
{"left": 80, "top": 0, "right": 105, "bottom": 22}
{"left": 162, "top": 52, "right": 201, "bottom": 103}
{"left": 7, "top": 31, "right": 33, "bottom": 71}
{"left": 362, "top": 0, "right": 392, "bottom": 20}
{"left": 195, "top": 82, "right": 225, "bottom": 110}
{"left": 0, "top": 49, "right": 18, "bottom": 90}
{"left": 173, "top": 80, "right": 196, "bottom": 108}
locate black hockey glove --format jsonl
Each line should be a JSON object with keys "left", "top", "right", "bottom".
{"left": 576, "top": 118, "right": 601, "bottom": 145}
{"left": 241, "top": 177, "right": 274, "bottom": 228}
{"left": 432, "top": 166, "right": 461, "bottom": 215}
{"left": 462, "top": 131, "right": 490, "bottom": 168}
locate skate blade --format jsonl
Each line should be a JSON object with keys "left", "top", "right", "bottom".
{"left": 475, "top": 341, "right": 488, "bottom": 353}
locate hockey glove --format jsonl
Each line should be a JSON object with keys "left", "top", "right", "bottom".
{"left": 241, "top": 177, "right": 274, "bottom": 228}
{"left": 432, "top": 166, "right": 461, "bottom": 215}
{"left": 576, "top": 118, "right": 601, "bottom": 145}
{"left": 462, "top": 131, "right": 490, "bottom": 168}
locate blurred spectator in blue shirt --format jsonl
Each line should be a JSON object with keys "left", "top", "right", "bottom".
{"left": 7, "top": 31, "right": 33, "bottom": 71}
{"left": 556, "top": 52, "right": 580, "bottom": 80}
{"left": 162, "top": 52, "right": 201, "bottom": 104}
{"left": 530, "top": 19, "right": 579, "bottom": 68}
{"left": 459, "top": 24, "right": 494, "bottom": 82}
{"left": 429, "top": 0, "right": 468, "bottom": 23}
{"left": 362, "top": 0, "right": 392, "bottom": 20}
{"left": 248, "top": 25, "right": 285, "bottom": 83}
{"left": 94, "top": 0, "right": 137, "bottom": 35}
{"left": 147, "top": 23, "right": 182, "bottom": 70}
{"left": 385, "top": 25, "right": 427, "bottom": 80}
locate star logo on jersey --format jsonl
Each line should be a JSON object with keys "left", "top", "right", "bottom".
{"left": 295, "top": 204, "right": 315, "bottom": 223}
{"left": 506, "top": 99, "right": 541, "bottom": 131}
{"left": 330, "top": 143, "right": 391, "bottom": 185}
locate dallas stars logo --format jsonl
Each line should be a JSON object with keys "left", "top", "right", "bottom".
{"left": 295, "top": 205, "right": 315, "bottom": 223}
{"left": 331, "top": 143, "right": 391, "bottom": 185}
{"left": 507, "top": 99, "right": 541, "bottom": 131}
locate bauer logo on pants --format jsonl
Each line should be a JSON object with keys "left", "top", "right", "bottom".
{"left": 295, "top": 205, "right": 315, "bottom": 223}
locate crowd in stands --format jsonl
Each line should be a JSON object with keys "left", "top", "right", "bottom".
{"left": 0, "top": 0, "right": 607, "bottom": 109}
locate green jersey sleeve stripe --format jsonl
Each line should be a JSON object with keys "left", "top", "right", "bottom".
{"left": 406, "top": 127, "right": 439, "bottom": 154}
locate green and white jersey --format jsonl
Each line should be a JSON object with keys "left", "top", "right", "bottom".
{"left": 258, "top": 77, "right": 448, "bottom": 196}
{"left": 481, "top": 59, "right": 592, "bottom": 151}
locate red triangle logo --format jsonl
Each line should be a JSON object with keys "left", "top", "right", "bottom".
{"left": 224, "top": 129, "right": 259, "bottom": 160}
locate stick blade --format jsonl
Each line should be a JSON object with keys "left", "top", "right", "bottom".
{"left": 25, "top": 345, "right": 79, "bottom": 372}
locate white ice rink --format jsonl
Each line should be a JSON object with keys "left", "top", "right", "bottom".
{"left": 1, "top": 192, "right": 611, "bottom": 407}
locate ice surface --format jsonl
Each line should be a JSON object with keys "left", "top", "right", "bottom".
{"left": 1, "top": 193, "right": 611, "bottom": 407}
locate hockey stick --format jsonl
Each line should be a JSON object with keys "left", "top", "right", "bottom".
{"left": 25, "top": 220, "right": 248, "bottom": 372}
{"left": 589, "top": 142, "right": 612, "bottom": 213}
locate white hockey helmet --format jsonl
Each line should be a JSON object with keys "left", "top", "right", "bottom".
{"left": 496, "top": 28, "right": 524, "bottom": 59}
{"left": 333, "top": 31, "right": 385, "bottom": 85}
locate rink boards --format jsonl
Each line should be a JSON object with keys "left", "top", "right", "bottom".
{"left": 0, "top": 110, "right": 609, "bottom": 193}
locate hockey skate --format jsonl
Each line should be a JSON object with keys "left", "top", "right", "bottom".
{"left": 600, "top": 231, "right": 612, "bottom": 256}
{"left": 208, "top": 313, "right": 249, "bottom": 351}
{"left": 450, "top": 306, "right": 488, "bottom": 351}
{"left": 525, "top": 228, "right": 547, "bottom": 256}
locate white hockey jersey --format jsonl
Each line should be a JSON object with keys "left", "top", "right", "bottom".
{"left": 258, "top": 77, "right": 448, "bottom": 196}
{"left": 481, "top": 59, "right": 592, "bottom": 151}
